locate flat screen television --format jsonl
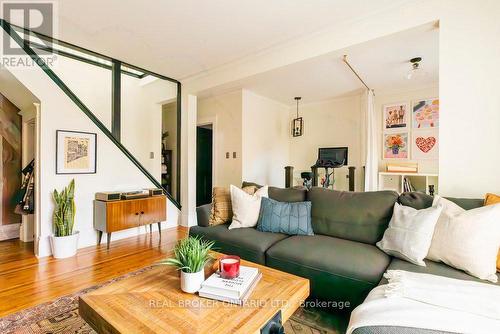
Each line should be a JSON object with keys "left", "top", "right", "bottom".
{"left": 318, "top": 147, "right": 348, "bottom": 166}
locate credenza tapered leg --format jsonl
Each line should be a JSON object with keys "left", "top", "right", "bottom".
{"left": 98, "top": 231, "right": 103, "bottom": 245}
{"left": 107, "top": 233, "right": 111, "bottom": 250}
{"left": 158, "top": 222, "right": 161, "bottom": 239}
{"left": 149, "top": 224, "right": 153, "bottom": 234}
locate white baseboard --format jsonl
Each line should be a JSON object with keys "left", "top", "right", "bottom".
{"left": 0, "top": 223, "right": 21, "bottom": 241}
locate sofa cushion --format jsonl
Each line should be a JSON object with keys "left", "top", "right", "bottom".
{"left": 266, "top": 235, "right": 391, "bottom": 308}
{"left": 242, "top": 181, "right": 263, "bottom": 189}
{"left": 209, "top": 187, "right": 233, "bottom": 226}
{"left": 242, "top": 182, "right": 307, "bottom": 203}
{"left": 447, "top": 197, "right": 484, "bottom": 210}
{"left": 257, "top": 197, "right": 313, "bottom": 236}
{"left": 269, "top": 186, "right": 307, "bottom": 202}
{"left": 189, "top": 224, "right": 288, "bottom": 264}
{"left": 380, "top": 258, "right": 500, "bottom": 286}
{"left": 485, "top": 193, "right": 500, "bottom": 206}
{"left": 398, "top": 192, "right": 433, "bottom": 209}
{"left": 307, "top": 188, "right": 399, "bottom": 244}
{"left": 399, "top": 192, "right": 484, "bottom": 211}
{"left": 196, "top": 204, "right": 211, "bottom": 227}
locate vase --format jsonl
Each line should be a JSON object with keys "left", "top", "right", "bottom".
{"left": 50, "top": 231, "right": 79, "bottom": 259}
{"left": 180, "top": 269, "right": 205, "bottom": 293}
{"left": 392, "top": 146, "right": 400, "bottom": 155}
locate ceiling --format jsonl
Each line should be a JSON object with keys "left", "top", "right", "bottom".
{"left": 199, "top": 23, "right": 439, "bottom": 105}
{"left": 0, "top": 69, "right": 39, "bottom": 110}
{"left": 42, "top": 0, "right": 410, "bottom": 79}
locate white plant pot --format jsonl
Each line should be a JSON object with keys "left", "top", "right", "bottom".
{"left": 50, "top": 231, "right": 79, "bottom": 259}
{"left": 180, "top": 269, "right": 205, "bottom": 293}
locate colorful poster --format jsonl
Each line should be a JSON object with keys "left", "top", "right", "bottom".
{"left": 383, "top": 103, "right": 408, "bottom": 130}
{"left": 383, "top": 132, "right": 409, "bottom": 159}
{"left": 412, "top": 129, "right": 439, "bottom": 160}
{"left": 412, "top": 98, "right": 439, "bottom": 128}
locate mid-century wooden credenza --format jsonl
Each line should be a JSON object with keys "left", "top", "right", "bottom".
{"left": 94, "top": 195, "right": 166, "bottom": 249}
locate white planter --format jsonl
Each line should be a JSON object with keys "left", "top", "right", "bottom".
{"left": 180, "top": 270, "right": 205, "bottom": 293}
{"left": 50, "top": 231, "right": 79, "bottom": 259}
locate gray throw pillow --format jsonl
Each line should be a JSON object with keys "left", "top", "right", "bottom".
{"left": 257, "top": 197, "right": 313, "bottom": 236}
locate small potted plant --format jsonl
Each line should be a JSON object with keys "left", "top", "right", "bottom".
{"left": 50, "top": 179, "right": 79, "bottom": 259}
{"left": 159, "top": 236, "right": 215, "bottom": 293}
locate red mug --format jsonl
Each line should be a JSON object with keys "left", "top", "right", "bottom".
{"left": 219, "top": 255, "right": 240, "bottom": 279}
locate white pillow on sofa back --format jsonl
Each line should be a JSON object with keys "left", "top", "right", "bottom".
{"left": 377, "top": 202, "right": 442, "bottom": 266}
{"left": 228, "top": 185, "right": 268, "bottom": 229}
{"left": 427, "top": 196, "right": 500, "bottom": 282}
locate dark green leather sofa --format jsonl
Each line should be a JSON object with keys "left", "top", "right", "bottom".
{"left": 189, "top": 186, "right": 496, "bottom": 314}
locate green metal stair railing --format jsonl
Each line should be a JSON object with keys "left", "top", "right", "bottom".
{"left": 0, "top": 19, "right": 181, "bottom": 209}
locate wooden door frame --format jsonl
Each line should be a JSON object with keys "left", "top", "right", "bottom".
{"left": 33, "top": 103, "right": 41, "bottom": 257}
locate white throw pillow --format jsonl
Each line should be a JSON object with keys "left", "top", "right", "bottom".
{"left": 427, "top": 196, "right": 500, "bottom": 282}
{"left": 228, "top": 185, "right": 268, "bottom": 229}
{"left": 377, "top": 202, "right": 442, "bottom": 266}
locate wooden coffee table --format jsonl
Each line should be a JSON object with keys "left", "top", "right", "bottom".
{"left": 79, "top": 253, "right": 309, "bottom": 333}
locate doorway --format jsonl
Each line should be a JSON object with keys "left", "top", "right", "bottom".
{"left": 0, "top": 68, "right": 40, "bottom": 256}
{"left": 196, "top": 124, "right": 213, "bottom": 206}
{"left": 0, "top": 92, "right": 22, "bottom": 241}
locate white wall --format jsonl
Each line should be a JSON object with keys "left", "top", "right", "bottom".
{"left": 121, "top": 76, "right": 178, "bottom": 179}
{"left": 197, "top": 89, "right": 290, "bottom": 189}
{"left": 438, "top": 1, "right": 500, "bottom": 198}
{"left": 41, "top": 55, "right": 179, "bottom": 181}
{"left": 184, "top": 0, "right": 500, "bottom": 200}
{"left": 288, "top": 95, "right": 364, "bottom": 191}
{"left": 242, "top": 90, "right": 290, "bottom": 187}
{"left": 180, "top": 93, "right": 197, "bottom": 227}
{"left": 197, "top": 89, "right": 364, "bottom": 192}
{"left": 54, "top": 56, "right": 112, "bottom": 129}
{"left": 375, "top": 84, "right": 439, "bottom": 174}
{"left": 197, "top": 90, "right": 242, "bottom": 187}
{"left": 2, "top": 32, "right": 180, "bottom": 257}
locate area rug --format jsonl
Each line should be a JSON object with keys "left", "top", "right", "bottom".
{"left": 0, "top": 265, "right": 340, "bottom": 334}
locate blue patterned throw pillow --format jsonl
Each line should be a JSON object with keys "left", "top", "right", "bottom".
{"left": 257, "top": 197, "right": 313, "bottom": 235}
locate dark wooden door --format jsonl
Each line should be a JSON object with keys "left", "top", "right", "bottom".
{"left": 196, "top": 126, "right": 213, "bottom": 206}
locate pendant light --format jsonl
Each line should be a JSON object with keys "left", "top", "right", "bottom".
{"left": 291, "top": 97, "right": 303, "bottom": 137}
{"left": 407, "top": 57, "right": 427, "bottom": 80}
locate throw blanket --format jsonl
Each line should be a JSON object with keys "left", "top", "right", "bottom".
{"left": 347, "top": 270, "right": 500, "bottom": 334}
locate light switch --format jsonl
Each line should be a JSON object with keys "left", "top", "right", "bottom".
{"left": 150, "top": 152, "right": 155, "bottom": 159}
{"left": 233, "top": 152, "right": 237, "bottom": 158}
{"left": 226, "top": 152, "right": 230, "bottom": 159}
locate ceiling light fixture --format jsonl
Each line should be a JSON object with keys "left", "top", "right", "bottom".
{"left": 292, "top": 97, "right": 303, "bottom": 137}
{"left": 407, "top": 57, "right": 427, "bottom": 80}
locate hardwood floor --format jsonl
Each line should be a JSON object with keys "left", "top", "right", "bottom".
{"left": 0, "top": 226, "right": 188, "bottom": 317}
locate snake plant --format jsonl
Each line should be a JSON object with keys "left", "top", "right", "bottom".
{"left": 158, "top": 236, "right": 215, "bottom": 273}
{"left": 53, "top": 179, "right": 76, "bottom": 237}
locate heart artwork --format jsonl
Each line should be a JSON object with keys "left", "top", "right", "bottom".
{"left": 415, "top": 136, "right": 436, "bottom": 153}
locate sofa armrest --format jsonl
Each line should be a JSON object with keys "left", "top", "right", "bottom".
{"left": 196, "top": 204, "right": 212, "bottom": 227}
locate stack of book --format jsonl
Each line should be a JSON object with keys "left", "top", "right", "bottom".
{"left": 386, "top": 163, "right": 418, "bottom": 173}
{"left": 198, "top": 266, "right": 262, "bottom": 305}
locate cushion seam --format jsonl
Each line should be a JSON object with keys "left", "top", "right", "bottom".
{"left": 191, "top": 230, "right": 289, "bottom": 256}
{"left": 266, "top": 254, "right": 382, "bottom": 286}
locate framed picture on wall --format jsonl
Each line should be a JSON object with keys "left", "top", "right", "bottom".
{"left": 383, "top": 102, "right": 409, "bottom": 130}
{"left": 412, "top": 129, "right": 439, "bottom": 160}
{"left": 56, "top": 130, "right": 97, "bottom": 174}
{"left": 412, "top": 98, "right": 439, "bottom": 129}
{"left": 383, "top": 132, "right": 409, "bottom": 159}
